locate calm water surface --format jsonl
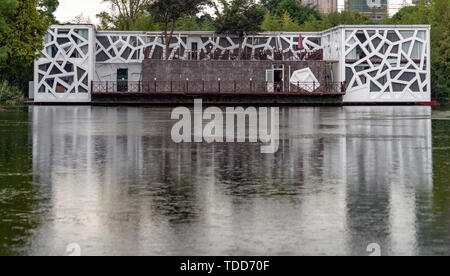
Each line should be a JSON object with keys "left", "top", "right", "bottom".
{"left": 0, "top": 105, "right": 448, "bottom": 256}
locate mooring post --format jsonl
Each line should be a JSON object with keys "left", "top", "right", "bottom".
{"left": 91, "top": 80, "right": 93, "bottom": 93}
{"left": 218, "top": 78, "right": 221, "bottom": 93}
{"left": 250, "top": 78, "right": 253, "bottom": 93}
{"left": 154, "top": 78, "right": 157, "bottom": 93}
{"left": 106, "top": 81, "right": 108, "bottom": 93}
{"left": 138, "top": 81, "right": 141, "bottom": 93}
{"left": 186, "top": 78, "right": 189, "bottom": 93}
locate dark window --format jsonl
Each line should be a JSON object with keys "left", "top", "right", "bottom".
{"left": 117, "top": 69, "right": 128, "bottom": 92}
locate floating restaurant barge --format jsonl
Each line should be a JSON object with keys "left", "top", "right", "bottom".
{"left": 33, "top": 24, "right": 431, "bottom": 104}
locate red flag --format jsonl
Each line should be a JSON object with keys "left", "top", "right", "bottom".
{"left": 298, "top": 34, "right": 304, "bottom": 51}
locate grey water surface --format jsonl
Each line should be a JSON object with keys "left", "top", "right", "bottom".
{"left": 0, "top": 105, "right": 448, "bottom": 256}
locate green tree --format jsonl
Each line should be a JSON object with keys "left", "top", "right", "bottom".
{"left": 280, "top": 11, "right": 300, "bottom": 31}
{"left": 298, "top": 14, "right": 328, "bottom": 31}
{"left": 214, "top": 0, "right": 265, "bottom": 60}
{"left": 274, "top": 0, "right": 320, "bottom": 26}
{"left": 134, "top": 14, "right": 163, "bottom": 31}
{"left": 96, "top": 11, "right": 116, "bottom": 29}
{"left": 99, "top": 0, "right": 147, "bottom": 30}
{"left": 300, "top": 10, "right": 373, "bottom": 31}
{"left": 0, "top": 0, "right": 18, "bottom": 60}
{"left": 0, "top": 0, "right": 48, "bottom": 93}
{"left": 37, "top": 0, "right": 59, "bottom": 23}
{"left": 0, "top": 80, "right": 24, "bottom": 105}
{"left": 434, "top": 29, "right": 449, "bottom": 104}
{"left": 148, "top": 0, "right": 211, "bottom": 59}
{"left": 260, "top": 0, "right": 282, "bottom": 12}
{"left": 197, "top": 14, "right": 215, "bottom": 31}
{"left": 261, "top": 12, "right": 282, "bottom": 31}
{"left": 326, "top": 10, "right": 373, "bottom": 26}
{"left": 176, "top": 16, "right": 200, "bottom": 31}
{"left": 97, "top": 10, "right": 164, "bottom": 31}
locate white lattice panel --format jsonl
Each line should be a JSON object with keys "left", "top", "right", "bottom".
{"left": 34, "top": 25, "right": 432, "bottom": 104}
{"left": 94, "top": 31, "right": 323, "bottom": 63}
{"left": 342, "top": 26, "right": 431, "bottom": 103}
{"left": 34, "top": 25, "right": 94, "bottom": 102}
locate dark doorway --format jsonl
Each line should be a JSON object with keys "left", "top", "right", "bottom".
{"left": 117, "top": 69, "right": 128, "bottom": 92}
{"left": 191, "top": 42, "right": 198, "bottom": 60}
{"left": 274, "top": 70, "right": 283, "bottom": 92}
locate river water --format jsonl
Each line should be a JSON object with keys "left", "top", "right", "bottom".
{"left": 0, "top": 105, "right": 448, "bottom": 256}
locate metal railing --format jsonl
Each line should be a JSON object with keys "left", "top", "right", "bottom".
{"left": 91, "top": 80, "right": 346, "bottom": 95}
{"left": 144, "top": 48, "right": 324, "bottom": 61}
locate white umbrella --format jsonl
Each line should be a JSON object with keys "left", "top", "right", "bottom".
{"left": 290, "top": 68, "right": 320, "bottom": 92}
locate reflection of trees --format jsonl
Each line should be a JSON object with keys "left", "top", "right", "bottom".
{"left": 417, "top": 119, "right": 450, "bottom": 255}
{"left": 87, "top": 108, "right": 201, "bottom": 224}
{"left": 27, "top": 107, "right": 204, "bottom": 254}
{"left": 0, "top": 111, "right": 38, "bottom": 256}
{"left": 215, "top": 143, "right": 276, "bottom": 196}
{"left": 25, "top": 105, "right": 439, "bottom": 255}
{"left": 141, "top": 137, "right": 200, "bottom": 224}
{"left": 214, "top": 107, "right": 347, "bottom": 198}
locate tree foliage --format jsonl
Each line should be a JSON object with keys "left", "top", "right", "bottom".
{"left": 0, "top": 0, "right": 18, "bottom": 59}
{"left": 260, "top": 0, "right": 283, "bottom": 13}
{"left": 0, "top": 80, "right": 24, "bottom": 105}
{"left": 97, "top": 2, "right": 216, "bottom": 32}
{"left": 98, "top": 0, "right": 147, "bottom": 30}
{"left": 261, "top": 11, "right": 282, "bottom": 31}
{"left": 214, "top": 0, "right": 265, "bottom": 59}
{"left": 148, "top": 0, "right": 211, "bottom": 59}
{"left": 197, "top": 14, "right": 215, "bottom": 31}
{"left": 175, "top": 16, "right": 200, "bottom": 31}
{"left": 300, "top": 10, "right": 373, "bottom": 31}
{"left": 274, "top": 0, "right": 320, "bottom": 26}
{"left": 0, "top": 0, "right": 49, "bottom": 93}
{"left": 261, "top": 11, "right": 300, "bottom": 32}
{"left": 280, "top": 11, "right": 300, "bottom": 31}
{"left": 36, "top": 0, "right": 59, "bottom": 23}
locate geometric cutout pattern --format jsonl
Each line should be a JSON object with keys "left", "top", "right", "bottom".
{"left": 343, "top": 27, "right": 430, "bottom": 102}
{"left": 95, "top": 32, "right": 323, "bottom": 62}
{"left": 34, "top": 25, "right": 431, "bottom": 103}
{"left": 34, "top": 25, "right": 93, "bottom": 102}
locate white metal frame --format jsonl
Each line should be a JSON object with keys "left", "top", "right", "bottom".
{"left": 34, "top": 25, "right": 431, "bottom": 103}
{"left": 34, "top": 24, "right": 95, "bottom": 102}
{"left": 94, "top": 31, "right": 324, "bottom": 63}
{"left": 339, "top": 25, "right": 431, "bottom": 103}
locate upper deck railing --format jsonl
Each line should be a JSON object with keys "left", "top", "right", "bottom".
{"left": 144, "top": 48, "right": 324, "bottom": 61}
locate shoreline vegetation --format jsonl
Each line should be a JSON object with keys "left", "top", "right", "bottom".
{"left": 0, "top": 80, "right": 24, "bottom": 106}
{"left": 0, "top": 0, "right": 448, "bottom": 106}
